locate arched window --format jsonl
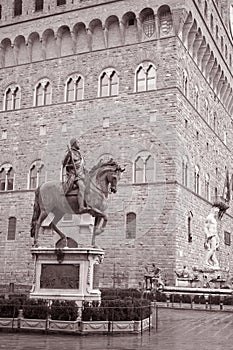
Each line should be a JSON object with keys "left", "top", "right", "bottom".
{"left": 109, "top": 71, "right": 118, "bottom": 96}
{"left": 7, "top": 217, "right": 16, "bottom": 240}
{"left": 204, "top": 98, "right": 209, "bottom": 123}
{"left": 220, "top": 36, "right": 224, "bottom": 51}
{"left": 223, "top": 130, "right": 227, "bottom": 145}
{"left": 134, "top": 152, "right": 155, "bottom": 183}
{"left": 225, "top": 45, "right": 228, "bottom": 60}
{"left": 100, "top": 72, "right": 109, "bottom": 97}
{"left": 44, "top": 81, "right": 51, "bottom": 105}
{"left": 29, "top": 160, "right": 46, "bottom": 189}
{"left": 4, "top": 85, "right": 21, "bottom": 111}
{"left": 65, "top": 75, "right": 84, "bottom": 102}
{"left": 135, "top": 156, "right": 144, "bottom": 183}
{"left": 14, "top": 0, "right": 22, "bottom": 16}
{"left": 0, "top": 168, "right": 6, "bottom": 191}
{"left": 194, "top": 165, "right": 200, "bottom": 195}
{"left": 188, "top": 211, "right": 193, "bottom": 243}
{"left": 35, "top": 0, "right": 43, "bottom": 11}
{"left": 35, "top": 83, "right": 43, "bottom": 106}
{"left": 213, "top": 112, "right": 217, "bottom": 132}
{"left": 34, "top": 79, "right": 52, "bottom": 106}
{"left": 126, "top": 212, "right": 136, "bottom": 239}
{"left": 215, "top": 25, "right": 219, "bottom": 40}
{"left": 210, "top": 14, "right": 214, "bottom": 31}
{"left": 99, "top": 69, "right": 119, "bottom": 97}
{"left": 13, "top": 87, "right": 20, "bottom": 109}
{"left": 135, "top": 62, "right": 156, "bottom": 92}
{"left": 136, "top": 66, "right": 145, "bottom": 92}
{"left": 0, "top": 164, "right": 14, "bottom": 191}
{"left": 204, "top": 1, "right": 208, "bottom": 17}
{"left": 66, "top": 78, "right": 74, "bottom": 101}
{"left": 183, "top": 69, "right": 188, "bottom": 96}
{"left": 182, "top": 157, "right": 189, "bottom": 187}
{"left": 194, "top": 85, "right": 199, "bottom": 111}
{"left": 205, "top": 173, "right": 210, "bottom": 200}
{"left": 5, "top": 88, "right": 12, "bottom": 111}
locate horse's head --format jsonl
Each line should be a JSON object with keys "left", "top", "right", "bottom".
{"left": 106, "top": 164, "right": 125, "bottom": 193}
{"left": 93, "top": 159, "right": 125, "bottom": 196}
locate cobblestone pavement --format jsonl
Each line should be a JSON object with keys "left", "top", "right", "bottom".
{"left": 1, "top": 308, "right": 233, "bottom": 350}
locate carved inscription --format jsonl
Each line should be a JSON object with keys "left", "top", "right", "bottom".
{"left": 40, "top": 264, "right": 80, "bottom": 289}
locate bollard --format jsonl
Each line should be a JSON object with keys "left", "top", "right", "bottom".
{"left": 151, "top": 302, "right": 157, "bottom": 329}
{"left": 204, "top": 294, "right": 209, "bottom": 309}
{"left": 166, "top": 294, "right": 170, "bottom": 307}
{"left": 220, "top": 296, "right": 224, "bottom": 310}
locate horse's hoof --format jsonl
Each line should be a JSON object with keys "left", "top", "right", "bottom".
{"left": 94, "top": 228, "right": 104, "bottom": 235}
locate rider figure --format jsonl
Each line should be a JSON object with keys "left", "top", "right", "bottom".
{"left": 62, "top": 138, "right": 86, "bottom": 212}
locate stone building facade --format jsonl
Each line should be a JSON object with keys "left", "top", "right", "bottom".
{"left": 0, "top": 0, "right": 232, "bottom": 292}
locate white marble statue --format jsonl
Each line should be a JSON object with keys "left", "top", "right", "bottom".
{"left": 204, "top": 207, "right": 220, "bottom": 269}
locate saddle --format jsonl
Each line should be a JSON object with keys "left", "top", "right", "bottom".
{"left": 63, "top": 173, "right": 79, "bottom": 195}
{"left": 65, "top": 189, "right": 79, "bottom": 196}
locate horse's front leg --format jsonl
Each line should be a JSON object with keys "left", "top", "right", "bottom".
{"left": 34, "top": 210, "right": 47, "bottom": 246}
{"left": 94, "top": 214, "right": 108, "bottom": 235}
{"left": 92, "top": 214, "right": 108, "bottom": 246}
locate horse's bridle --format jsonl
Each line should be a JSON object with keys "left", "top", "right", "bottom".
{"left": 89, "top": 170, "right": 119, "bottom": 195}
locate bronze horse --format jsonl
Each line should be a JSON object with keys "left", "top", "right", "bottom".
{"left": 30, "top": 159, "right": 124, "bottom": 246}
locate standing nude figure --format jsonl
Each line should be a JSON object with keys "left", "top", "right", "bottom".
{"left": 204, "top": 207, "right": 220, "bottom": 269}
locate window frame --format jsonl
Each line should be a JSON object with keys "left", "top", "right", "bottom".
{"left": 0, "top": 164, "right": 14, "bottom": 191}
{"left": 183, "top": 69, "right": 188, "bottom": 97}
{"left": 34, "top": 79, "right": 52, "bottom": 106}
{"left": 3, "top": 85, "right": 21, "bottom": 111}
{"left": 135, "top": 62, "right": 156, "bottom": 93}
{"left": 205, "top": 173, "right": 210, "bottom": 201}
{"left": 194, "top": 85, "right": 199, "bottom": 111}
{"left": 7, "top": 216, "right": 17, "bottom": 240}
{"left": 194, "top": 165, "right": 200, "bottom": 195}
{"left": 126, "top": 212, "right": 136, "bottom": 239}
{"left": 133, "top": 152, "right": 156, "bottom": 184}
{"left": 224, "top": 231, "right": 231, "bottom": 246}
{"left": 28, "top": 160, "right": 46, "bottom": 189}
{"left": 35, "top": 0, "right": 44, "bottom": 12}
{"left": 57, "top": 0, "right": 66, "bottom": 5}
{"left": 98, "top": 68, "right": 119, "bottom": 97}
{"left": 182, "top": 157, "right": 189, "bottom": 187}
{"left": 65, "top": 74, "right": 84, "bottom": 102}
{"left": 14, "top": 0, "right": 22, "bottom": 16}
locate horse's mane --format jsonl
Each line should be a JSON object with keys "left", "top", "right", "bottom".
{"left": 89, "top": 158, "right": 119, "bottom": 176}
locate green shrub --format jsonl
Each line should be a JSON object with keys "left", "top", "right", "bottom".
{"left": 155, "top": 291, "right": 167, "bottom": 302}
{"left": 81, "top": 298, "right": 151, "bottom": 322}
{"left": 101, "top": 288, "right": 142, "bottom": 300}
{"left": 209, "top": 295, "right": 220, "bottom": 305}
{"left": 8, "top": 294, "right": 27, "bottom": 307}
{"left": 22, "top": 299, "right": 49, "bottom": 319}
{"left": 50, "top": 300, "right": 78, "bottom": 321}
{"left": 182, "top": 294, "right": 192, "bottom": 303}
{"left": 223, "top": 296, "right": 233, "bottom": 305}
{"left": 0, "top": 299, "right": 19, "bottom": 318}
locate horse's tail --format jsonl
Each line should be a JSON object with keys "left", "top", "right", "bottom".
{"left": 30, "top": 187, "right": 41, "bottom": 238}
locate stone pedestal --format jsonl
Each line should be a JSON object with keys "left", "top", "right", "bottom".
{"left": 30, "top": 247, "right": 104, "bottom": 307}
{"left": 192, "top": 266, "right": 228, "bottom": 288}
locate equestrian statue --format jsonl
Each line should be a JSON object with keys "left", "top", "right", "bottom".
{"left": 30, "top": 138, "right": 124, "bottom": 246}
